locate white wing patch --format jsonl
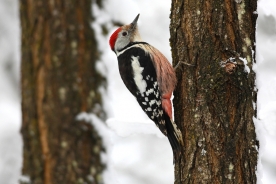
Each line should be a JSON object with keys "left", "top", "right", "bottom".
{"left": 149, "top": 100, "right": 156, "bottom": 106}
{"left": 131, "top": 56, "right": 147, "bottom": 93}
{"left": 146, "top": 88, "right": 154, "bottom": 96}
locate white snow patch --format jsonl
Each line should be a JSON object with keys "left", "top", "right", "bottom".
{"left": 106, "top": 118, "right": 164, "bottom": 138}
{"left": 201, "top": 149, "right": 207, "bottom": 156}
{"left": 76, "top": 113, "right": 173, "bottom": 184}
{"left": 239, "top": 57, "right": 250, "bottom": 74}
{"left": 76, "top": 112, "right": 117, "bottom": 182}
{"left": 255, "top": 1, "right": 276, "bottom": 183}
{"left": 19, "top": 175, "right": 31, "bottom": 183}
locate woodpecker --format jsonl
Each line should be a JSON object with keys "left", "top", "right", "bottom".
{"left": 109, "top": 14, "right": 182, "bottom": 152}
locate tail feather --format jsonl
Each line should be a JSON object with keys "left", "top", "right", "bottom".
{"left": 164, "top": 113, "right": 182, "bottom": 151}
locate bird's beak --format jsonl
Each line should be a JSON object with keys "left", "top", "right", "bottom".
{"left": 130, "top": 14, "right": 140, "bottom": 30}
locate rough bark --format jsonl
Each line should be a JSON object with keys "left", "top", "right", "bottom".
{"left": 170, "top": 0, "right": 258, "bottom": 183}
{"left": 20, "top": 1, "right": 105, "bottom": 184}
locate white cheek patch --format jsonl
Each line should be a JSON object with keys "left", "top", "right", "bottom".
{"left": 131, "top": 56, "right": 147, "bottom": 93}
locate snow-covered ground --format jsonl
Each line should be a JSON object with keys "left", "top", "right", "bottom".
{"left": 0, "top": 0, "right": 275, "bottom": 183}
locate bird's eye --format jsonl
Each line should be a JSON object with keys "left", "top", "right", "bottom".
{"left": 122, "top": 32, "right": 128, "bottom": 36}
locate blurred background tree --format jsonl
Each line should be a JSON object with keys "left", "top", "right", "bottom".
{"left": 20, "top": 0, "right": 106, "bottom": 183}
{"left": 170, "top": 0, "right": 258, "bottom": 183}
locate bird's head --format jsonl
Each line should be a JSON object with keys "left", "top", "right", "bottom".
{"left": 109, "top": 14, "right": 142, "bottom": 53}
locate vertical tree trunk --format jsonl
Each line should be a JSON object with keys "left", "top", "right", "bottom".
{"left": 170, "top": 0, "right": 258, "bottom": 183}
{"left": 20, "top": 1, "right": 105, "bottom": 183}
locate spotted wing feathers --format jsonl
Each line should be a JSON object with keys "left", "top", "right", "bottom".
{"left": 117, "top": 42, "right": 182, "bottom": 150}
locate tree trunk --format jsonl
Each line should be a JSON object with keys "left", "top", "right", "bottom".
{"left": 20, "top": 1, "right": 105, "bottom": 183}
{"left": 170, "top": 0, "right": 258, "bottom": 183}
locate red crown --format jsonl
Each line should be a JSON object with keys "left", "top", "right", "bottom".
{"left": 109, "top": 27, "right": 122, "bottom": 51}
